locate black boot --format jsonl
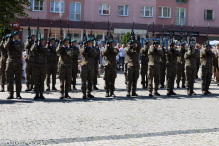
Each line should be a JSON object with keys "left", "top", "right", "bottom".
{"left": 142, "top": 84, "right": 146, "bottom": 89}
{"left": 87, "top": 93, "right": 94, "bottom": 98}
{"left": 154, "top": 91, "right": 160, "bottom": 96}
{"left": 110, "top": 92, "right": 116, "bottom": 98}
{"left": 82, "top": 93, "right": 86, "bottom": 99}
{"left": 60, "top": 93, "right": 64, "bottom": 99}
{"left": 46, "top": 86, "right": 50, "bottom": 91}
{"left": 30, "top": 85, "right": 34, "bottom": 91}
{"left": 7, "top": 93, "right": 14, "bottom": 99}
{"left": 0, "top": 85, "right": 4, "bottom": 92}
{"left": 177, "top": 83, "right": 180, "bottom": 88}
{"left": 206, "top": 90, "right": 211, "bottom": 95}
{"left": 25, "top": 85, "right": 30, "bottom": 92}
{"left": 170, "top": 91, "right": 177, "bottom": 95}
{"left": 167, "top": 90, "right": 171, "bottom": 96}
{"left": 52, "top": 85, "right": 57, "bottom": 91}
{"left": 182, "top": 84, "right": 185, "bottom": 88}
{"left": 16, "top": 92, "right": 22, "bottom": 99}
{"left": 149, "top": 92, "right": 153, "bottom": 97}
{"left": 190, "top": 91, "right": 196, "bottom": 95}
{"left": 93, "top": 85, "right": 99, "bottom": 90}
{"left": 202, "top": 91, "right": 207, "bottom": 95}
{"left": 127, "top": 92, "right": 130, "bottom": 97}
{"left": 160, "top": 84, "right": 164, "bottom": 88}
{"left": 132, "top": 92, "right": 138, "bottom": 97}
{"left": 65, "top": 92, "right": 71, "bottom": 99}
{"left": 33, "top": 93, "right": 40, "bottom": 100}
{"left": 105, "top": 92, "right": 110, "bottom": 97}
{"left": 40, "top": 93, "right": 45, "bottom": 100}
{"left": 73, "top": 85, "right": 77, "bottom": 90}
{"left": 187, "top": 90, "right": 191, "bottom": 95}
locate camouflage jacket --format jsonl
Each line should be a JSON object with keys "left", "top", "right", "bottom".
{"left": 177, "top": 47, "right": 187, "bottom": 64}
{"left": 71, "top": 46, "right": 80, "bottom": 63}
{"left": 56, "top": 44, "right": 73, "bottom": 67}
{"left": 200, "top": 48, "right": 215, "bottom": 69}
{"left": 24, "top": 39, "right": 34, "bottom": 62}
{"left": 93, "top": 46, "right": 100, "bottom": 64}
{"left": 148, "top": 45, "right": 164, "bottom": 66}
{"left": 46, "top": 44, "right": 57, "bottom": 64}
{"left": 166, "top": 47, "right": 181, "bottom": 67}
{"left": 140, "top": 45, "right": 149, "bottom": 65}
{"left": 31, "top": 43, "right": 50, "bottom": 67}
{"left": 102, "top": 44, "right": 119, "bottom": 69}
{"left": 4, "top": 39, "right": 24, "bottom": 65}
{"left": 124, "top": 41, "right": 141, "bottom": 67}
{"left": 80, "top": 45, "right": 97, "bottom": 69}
{"left": 159, "top": 47, "right": 166, "bottom": 64}
{"left": 0, "top": 41, "right": 8, "bottom": 62}
{"left": 184, "top": 49, "right": 198, "bottom": 68}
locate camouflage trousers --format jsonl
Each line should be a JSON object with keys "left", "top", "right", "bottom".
{"left": 81, "top": 66, "right": 93, "bottom": 94}
{"left": 216, "top": 67, "right": 219, "bottom": 84}
{"left": 0, "top": 60, "right": 7, "bottom": 86}
{"left": 159, "top": 62, "right": 166, "bottom": 86}
{"left": 46, "top": 63, "right": 57, "bottom": 87}
{"left": 148, "top": 65, "right": 159, "bottom": 92}
{"left": 72, "top": 62, "right": 78, "bottom": 86}
{"left": 176, "top": 63, "right": 185, "bottom": 86}
{"left": 59, "top": 66, "right": 72, "bottom": 94}
{"left": 124, "top": 63, "right": 128, "bottom": 84}
{"left": 25, "top": 61, "right": 34, "bottom": 86}
{"left": 126, "top": 66, "right": 139, "bottom": 92}
{"left": 6, "top": 63, "right": 22, "bottom": 94}
{"left": 185, "top": 66, "right": 195, "bottom": 91}
{"left": 103, "top": 67, "right": 117, "bottom": 93}
{"left": 93, "top": 62, "right": 98, "bottom": 86}
{"left": 166, "top": 66, "right": 176, "bottom": 92}
{"left": 201, "top": 67, "right": 212, "bottom": 91}
{"left": 140, "top": 64, "right": 148, "bottom": 87}
{"left": 32, "top": 66, "right": 47, "bottom": 94}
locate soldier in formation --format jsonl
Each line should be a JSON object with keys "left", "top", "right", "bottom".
{"left": 159, "top": 41, "right": 166, "bottom": 88}
{"left": 92, "top": 38, "right": 100, "bottom": 90}
{"left": 140, "top": 40, "right": 149, "bottom": 89}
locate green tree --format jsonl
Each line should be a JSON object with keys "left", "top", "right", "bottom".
{"left": 120, "top": 32, "right": 131, "bottom": 45}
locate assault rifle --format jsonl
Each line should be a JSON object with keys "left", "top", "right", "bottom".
{"left": 35, "top": 17, "right": 39, "bottom": 44}
{"left": 28, "top": 18, "right": 31, "bottom": 40}
{"left": 59, "top": 19, "right": 63, "bottom": 44}
{"left": 48, "top": 22, "right": 52, "bottom": 46}
{"left": 67, "top": 22, "right": 71, "bottom": 48}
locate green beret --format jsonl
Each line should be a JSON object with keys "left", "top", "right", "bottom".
{"left": 145, "top": 40, "right": 149, "bottom": 44}
{"left": 14, "top": 31, "right": 19, "bottom": 35}
{"left": 31, "top": 34, "right": 35, "bottom": 37}
{"left": 87, "top": 38, "right": 92, "bottom": 42}
{"left": 63, "top": 38, "right": 69, "bottom": 42}
{"left": 109, "top": 39, "right": 114, "bottom": 43}
{"left": 49, "top": 37, "right": 55, "bottom": 41}
{"left": 181, "top": 42, "right": 186, "bottom": 45}
{"left": 91, "top": 38, "right": 94, "bottom": 41}
{"left": 5, "top": 34, "right": 10, "bottom": 38}
{"left": 130, "top": 40, "right": 135, "bottom": 44}
{"left": 154, "top": 41, "right": 160, "bottom": 44}
{"left": 71, "top": 39, "right": 76, "bottom": 43}
{"left": 39, "top": 37, "right": 45, "bottom": 40}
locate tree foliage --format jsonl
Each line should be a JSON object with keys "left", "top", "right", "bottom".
{"left": 120, "top": 32, "right": 131, "bottom": 45}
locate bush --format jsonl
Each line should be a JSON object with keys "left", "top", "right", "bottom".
{"left": 120, "top": 32, "right": 131, "bottom": 45}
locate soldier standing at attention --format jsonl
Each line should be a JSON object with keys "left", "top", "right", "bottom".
{"left": 46, "top": 37, "right": 57, "bottom": 91}
{"left": 4, "top": 31, "right": 24, "bottom": 99}
{"left": 159, "top": 41, "right": 166, "bottom": 88}
{"left": 56, "top": 38, "right": 73, "bottom": 99}
{"left": 195, "top": 44, "right": 201, "bottom": 79}
{"left": 148, "top": 41, "right": 164, "bottom": 97}
{"left": 31, "top": 37, "right": 50, "bottom": 100}
{"left": 140, "top": 40, "right": 149, "bottom": 89}
{"left": 80, "top": 38, "right": 97, "bottom": 99}
{"left": 215, "top": 44, "right": 219, "bottom": 86}
{"left": 200, "top": 42, "right": 215, "bottom": 95}
{"left": 92, "top": 38, "right": 100, "bottom": 90}
{"left": 70, "top": 39, "right": 80, "bottom": 90}
{"left": 176, "top": 42, "right": 187, "bottom": 88}
{"left": 0, "top": 34, "right": 9, "bottom": 92}
{"left": 184, "top": 43, "right": 197, "bottom": 95}
{"left": 166, "top": 41, "right": 181, "bottom": 96}
{"left": 102, "top": 39, "right": 119, "bottom": 97}
{"left": 24, "top": 34, "right": 35, "bottom": 91}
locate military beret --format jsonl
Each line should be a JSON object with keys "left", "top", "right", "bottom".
{"left": 63, "top": 38, "right": 69, "bottom": 42}
{"left": 14, "top": 31, "right": 19, "bottom": 35}
{"left": 145, "top": 40, "right": 149, "bottom": 44}
{"left": 91, "top": 38, "right": 94, "bottom": 41}
{"left": 130, "top": 40, "right": 135, "bottom": 44}
{"left": 49, "top": 37, "right": 55, "bottom": 41}
{"left": 154, "top": 41, "right": 160, "bottom": 44}
{"left": 5, "top": 34, "right": 10, "bottom": 38}
{"left": 31, "top": 34, "right": 35, "bottom": 37}
{"left": 71, "top": 39, "right": 76, "bottom": 43}
{"left": 181, "top": 42, "right": 186, "bottom": 45}
{"left": 87, "top": 38, "right": 92, "bottom": 42}
{"left": 109, "top": 39, "right": 114, "bottom": 43}
{"left": 39, "top": 37, "right": 45, "bottom": 40}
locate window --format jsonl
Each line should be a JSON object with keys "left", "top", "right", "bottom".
{"left": 140, "top": 6, "right": 153, "bottom": 17}
{"left": 118, "top": 5, "right": 128, "bottom": 16}
{"left": 204, "top": 10, "right": 214, "bottom": 20}
{"left": 29, "top": 0, "right": 43, "bottom": 11}
{"left": 159, "top": 7, "right": 171, "bottom": 18}
{"left": 176, "top": 0, "right": 186, "bottom": 3}
{"left": 99, "top": 4, "right": 110, "bottom": 15}
{"left": 70, "top": 2, "right": 81, "bottom": 21}
{"left": 175, "top": 8, "right": 185, "bottom": 25}
{"left": 50, "top": 1, "right": 64, "bottom": 13}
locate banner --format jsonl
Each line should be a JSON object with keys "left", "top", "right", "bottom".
{"left": 114, "top": 29, "right": 147, "bottom": 35}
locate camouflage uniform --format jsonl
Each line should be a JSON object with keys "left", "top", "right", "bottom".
{"left": 71, "top": 46, "right": 80, "bottom": 90}
{"left": 166, "top": 47, "right": 181, "bottom": 95}
{"left": 80, "top": 45, "right": 97, "bottom": 98}
{"left": 102, "top": 44, "right": 119, "bottom": 96}
{"left": 124, "top": 54, "right": 128, "bottom": 85}
{"left": 56, "top": 44, "right": 73, "bottom": 98}
{"left": 93, "top": 46, "right": 100, "bottom": 89}
{"left": 140, "top": 45, "right": 149, "bottom": 88}
{"left": 200, "top": 48, "right": 215, "bottom": 94}
{"left": 195, "top": 49, "right": 201, "bottom": 78}
{"left": 46, "top": 45, "right": 57, "bottom": 90}
{"left": 4, "top": 38, "right": 24, "bottom": 98}
{"left": 159, "top": 47, "right": 166, "bottom": 88}
{"left": 0, "top": 40, "right": 8, "bottom": 91}
{"left": 176, "top": 47, "right": 187, "bottom": 88}
{"left": 124, "top": 41, "right": 141, "bottom": 95}
{"left": 148, "top": 45, "right": 164, "bottom": 95}
{"left": 24, "top": 39, "right": 34, "bottom": 90}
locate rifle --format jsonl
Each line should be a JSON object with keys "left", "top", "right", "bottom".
{"left": 10, "top": 15, "right": 14, "bottom": 46}
{"left": 170, "top": 23, "right": 173, "bottom": 44}
{"left": 152, "top": 22, "right": 155, "bottom": 45}
{"left": 145, "top": 23, "right": 149, "bottom": 44}
{"left": 83, "top": 21, "right": 88, "bottom": 52}
{"left": 2, "top": 16, "right": 6, "bottom": 42}
{"left": 206, "top": 23, "right": 209, "bottom": 45}
{"left": 48, "top": 22, "right": 52, "bottom": 46}
{"left": 67, "top": 22, "right": 71, "bottom": 48}
{"left": 161, "top": 25, "right": 165, "bottom": 48}
{"left": 28, "top": 18, "right": 31, "bottom": 40}
{"left": 60, "top": 19, "right": 63, "bottom": 44}
{"left": 189, "top": 24, "right": 194, "bottom": 49}
{"left": 36, "top": 17, "right": 39, "bottom": 44}
{"left": 105, "top": 21, "right": 110, "bottom": 44}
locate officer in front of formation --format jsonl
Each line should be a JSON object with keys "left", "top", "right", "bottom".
{"left": 140, "top": 40, "right": 149, "bottom": 89}
{"left": 102, "top": 39, "right": 119, "bottom": 97}
{"left": 0, "top": 34, "right": 9, "bottom": 92}
{"left": 31, "top": 37, "right": 50, "bottom": 100}
{"left": 57, "top": 38, "right": 73, "bottom": 99}
{"left": 200, "top": 42, "right": 215, "bottom": 95}
{"left": 70, "top": 39, "right": 80, "bottom": 91}
{"left": 165, "top": 41, "right": 181, "bottom": 96}
{"left": 4, "top": 31, "right": 24, "bottom": 99}
{"left": 24, "top": 34, "right": 35, "bottom": 92}
{"left": 80, "top": 38, "right": 97, "bottom": 99}
{"left": 46, "top": 37, "right": 57, "bottom": 91}
{"left": 147, "top": 40, "right": 164, "bottom": 97}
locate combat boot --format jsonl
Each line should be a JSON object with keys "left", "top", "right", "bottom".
{"left": 65, "top": 92, "right": 71, "bottom": 99}
{"left": 132, "top": 92, "right": 138, "bottom": 97}
{"left": 154, "top": 91, "right": 160, "bottom": 96}
{"left": 105, "top": 92, "right": 110, "bottom": 97}
{"left": 40, "top": 93, "right": 45, "bottom": 100}
{"left": 16, "top": 92, "right": 22, "bottom": 99}
{"left": 202, "top": 91, "right": 207, "bottom": 95}
{"left": 60, "top": 93, "right": 64, "bottom": 99}
{"left": 182, "top": 84, "right": 185, "bottom": 88}
{"left": 142, "top": 84, "right": 146, "bottom": 89}
{"left": 25, "top": 85, "right": 30, "bottom": 92}
{"left": 110, "top": 92, "right": 116, "bottom": 98}
{"left": 126, "top": 92, "right": 130, "bottom": 97}
{"left": 170, "top": 91, "right": 177, "bottom": 95}
{"left": 82, "top": 93, "right": 86, "bottom": 99}
{"left": 149, "top": 92, "right": 153, "bottom": 97}
{"left": 52, "top": 85, "right": 57, "bottom": 91}
{"left": 187, "top": 90, "right": 191, "bottom": 95}
{"left": 87, "top": 93, "right": 94, "bottom": 98}
{"left": 206, "top": 90, "right": 211, "bottom": 95}
{"left": 7, "top": 93, "right": 14, "bottom": 99}
{"left": 73, "top": 85, "right": 77, "bottom": 90}
{"left": 0, "top": 85, "right": 4, "bottom": 92}
{"left": 33, "top": 92, "right": 40, "bottom": 100}
{"left": 93, "top": 85, "right": 99, "bottom": 90}
{"left": 167, "top": 90, "right": 171, "bottom": 96}
{"left": 160, "top": 84, "right": 164, "bottom": 88}
{"left": 177, "top": 83, "right": 180, "bottom": 88}
{"left": 46, "top": 86, "right": 50, "bottom": 91}
{"left": 190, "top": 91, "right": 196, "bottom": 95}
{"left": 30, "top": 85, "right": 34, "bottom": 91}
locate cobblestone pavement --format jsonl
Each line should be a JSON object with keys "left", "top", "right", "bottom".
{"left": 1, "top": 70, "right": 219, "bottom": 145}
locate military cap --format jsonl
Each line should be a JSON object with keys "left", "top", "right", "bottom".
{"left": 14, "top": 31, "right": 19, "bottom": 35}
{"left": 71, "top": 39, "right": 76, "bottom": 43}
{"left": 63, "top": 38, "right": 69, "bottom": 42}
{"left": 87, "top": 38, "right": 92, "bottom": 42}
{"left": 39, "top": 37, "right": 45, "bottom": 40}
{"left": 49, "top": 37, "right": 55, "bottom": 41}
{"left": 109, "top": 39, "right": 114, "bottom": 43}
